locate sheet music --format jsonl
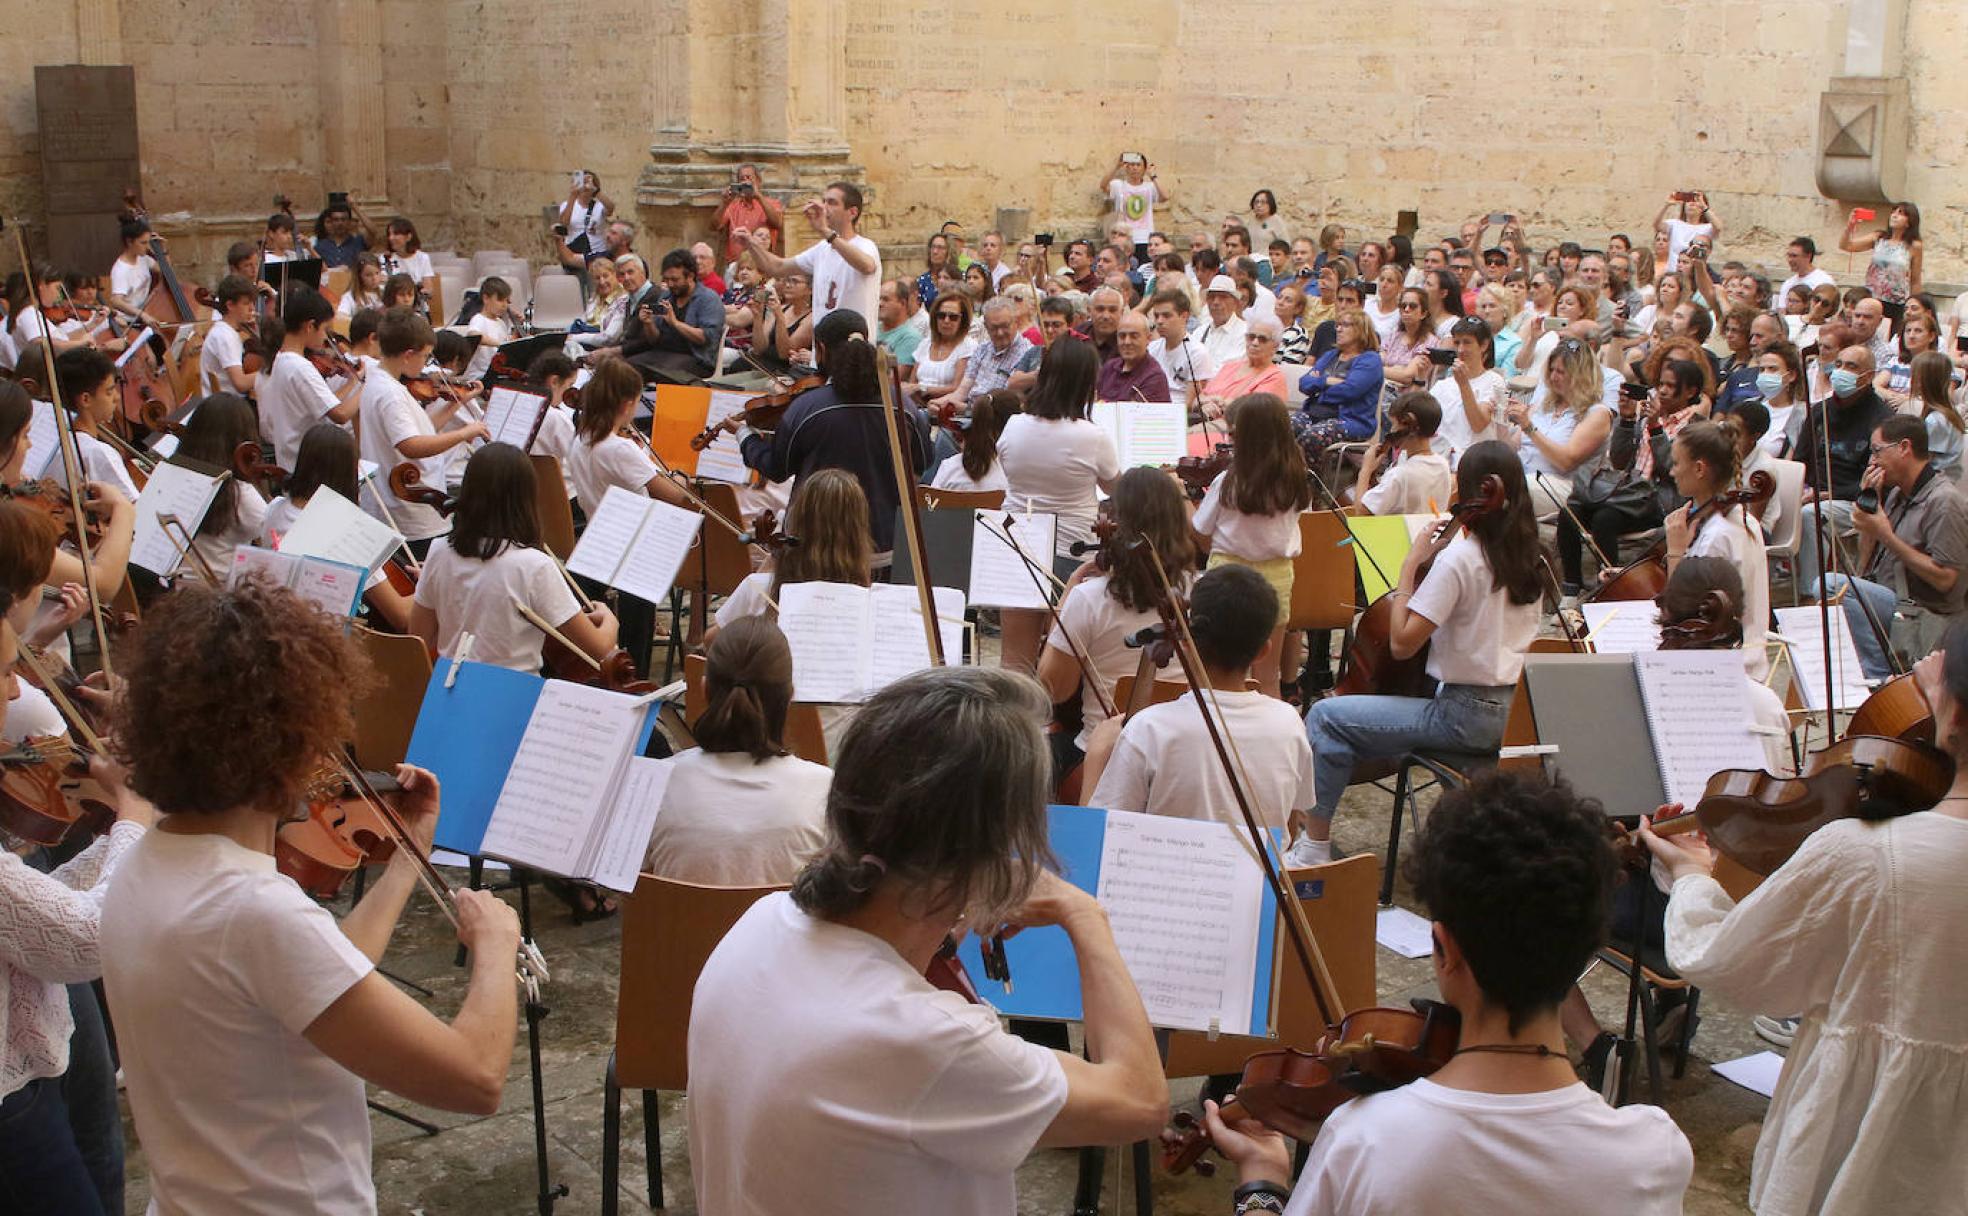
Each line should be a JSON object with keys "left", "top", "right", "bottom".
{"left": 868, "top": 585, "right": 966, "bottom": 691}
{"left": 1581, "top": 602, "right": 1663, "bottom": 654}
{"left": 22, "top": 400, "right": 59, "bottom": 479}
{"left": 1773, "top": 606, "right": 1872, "bottom": 711}
{"left": 613, "top": 499, "right": 704, "bottom": 604}
{"left": 1633, "top": 651, "right": 1768, "bottom": 811}
{"left": 969, "top": 511, "right": 1058, "bottom": 609}
{"left": 228, "top": 547, "right": 366, "bottom": 617}
{"left": 113, "top": 329, "right": 158, "bottom": 369}
{"left": 565, "top": 486, "right": 649, "bottom": 585}
{"left": 692, "top": 390, "right": 753, "bottom": 484}
{"left": 129, "top": 462, "right": 224, "bottom": 575}
{"left": 586, "top": 756, "right": 675, "bottom": 894}
{"left": 479, "top": 680, "right": 645, "bottom": 875}
{"left": 481, "top": 386, "right": 549, "bottom": 448}
{"left": 1092, "top": 400, "right": 1187, "bottom": 468}
{"left": 277, "top": 486, "right": 405, "bottom": 574}
{"left": 778, "top": 581, "right": 874, "bottom": 703}
{"left": 1095, "top": 811, "right": 1264, "bottom": 1034}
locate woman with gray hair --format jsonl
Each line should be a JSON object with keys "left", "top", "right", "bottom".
{"left": 685, "top": 666, "right": 1167, "bottom": 1214}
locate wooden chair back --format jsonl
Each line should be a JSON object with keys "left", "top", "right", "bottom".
{"left": 614, "top": 875, "right": 786, "bottom": 1092}
{"left": 683, "top": 652, "right": 828, "bottom": 765}
{"left": 1165, "top": 853, "right": 1380, "bottom": 1078}
{"left": 916, "top": 486, "right": 1005, "bottom": 512}
{"left": 349, "top": 626, "right": 434, "bottom": 771}
{"left": 531, "top": 455, "right": 577, "bottom": 559}
{"left": 690, "top": 481, "right": 758, "bottom": 598}
{"left": 1287, "top": 511, "right": 1358, "bottom": 632}
{"left": 1110, "top": 674, "right": 1189, "bottom": 719}
{"left": 1497, "top": 637, "right": 1575, "bottom": 774}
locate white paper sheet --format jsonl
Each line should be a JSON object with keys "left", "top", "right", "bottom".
{"left": 21, "top": 400, "right": 59, "bottom": 479}
{"left": 969, "top": 511, "right": 1058, "bottom": 610}
{"left": 277, "top": 486, "right": 405, "bottom": 575}
{"left": 867, "top": 584, "right": 966, "bottom": 691}
{"left": 777, "top": 581, "right": 872, "bottom": 703}
{"left": 614, "top": 499, "right": 703, "bottom": 605}
{"left": 1633, "top": 651, "right": 1769, "bottom": 812}
{"left": 479, "top": 681, "right": 645, "bottom": 875}
{"left": 228, "top": 547, "right": 366, "bottom": 617}
{"left": 1095, "top": 810, "right": 1265, "bottom": 1035}
{"left": 1092, "top": 400, "right": 1187, "bottom": 468}
{"left": 129, "top": 462, "right": 224, "bottom": 575}
{"left": 586, "top": 756, "right": 675, "bottom": 893}
{"left": 692, "top": 390, "right": 753, "bottom": 484}
{"left": 1581, "top": 601, "right": 1663, "bottom": 654}
{"left": 482, "top": 386, "right": 550, "bottom": 448}
{"left": 1374, "top": 906, "right": 1435, "bottom": 959}
{"left": 1773, "top": 607, "right": 1872, "bottom": 712}
{"left": 565, "top": 486, "right": 648, "bottom": 585}
{"left": 1712, "top": 1050, "right": 1785, "bottom": 1098}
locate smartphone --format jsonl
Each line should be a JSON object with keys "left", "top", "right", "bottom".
{"left": 1427, "top": 347, "right": 1457, "bottom": 367}
{"left": 328, "top": 191, "right": 349, "bottom": 208}
{"left": 1671, "top": 191, "right": 1697, "bottom": 203}
{"left": 1035, "top": 233, "right": 1054, "bottom": 248}
{"left": 1485, "top": 212, "right": 1512, "bottom": 225}
{"left": 1620, "top": 381, "right": 1651, "bottom": 401}
{"left": 1121, "top": 151, "right": 1145, "bottom": 166}
{"left": 1542, "top": 316, "right": 1566, "bottom": 333}
{"left": 1853, "top": 207, "right": 1876, "bottom": 222}
{"left": 552, "top": 223, "right": 569, "bottom": 236}
{"left": 571, "top": 170, "right": 586, "bottom": 188}
{"left": 1956, "top": 334, "right": 1968, "bottom": 355}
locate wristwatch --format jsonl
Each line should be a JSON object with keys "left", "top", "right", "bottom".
{"left": 1233, "top": 1181, "right": 1291, "bottom": 1214}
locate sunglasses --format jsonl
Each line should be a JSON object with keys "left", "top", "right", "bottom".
{"left": 1400, "top": 302, "right": 1421, "bottom": 310}
{"left": 937, "top": 312, "right": 962, "bottom": 321}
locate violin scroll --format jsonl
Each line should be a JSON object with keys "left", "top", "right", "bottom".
{"left": 388, "top": 462, "right": 457, "bottom": 516}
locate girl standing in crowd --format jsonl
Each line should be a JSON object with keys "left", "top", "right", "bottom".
{"left": 1841, "top": 202, "right": 1923, "bottom": 320}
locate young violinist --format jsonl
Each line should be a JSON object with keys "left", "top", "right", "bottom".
{"left": 410, "top": 441, "right": 617, "bottom": 673}
{"left": 1355, "top": 391, "right": 1452, "bottom": 516}
{"left": 262, "top": 288, "right": 363, "bottom": 471}
{"left": 1080, "top": 563, "right": 1315, "bottom": 828}
{"left": 643, "top": 616, "right": 831, "bottom": 884}
{"left": 0, "top": 510, "right": 153, "bottom": 1215}
{"left": 263, "top": 421, "right": 414, "bottom": 632}
{"left": 564, "top": 354, "right": 690, "bottom": 516}
{"left": 686, "top": 666, "right": 1167, "bottom": 1214}
{"left": 1298, "top": 440, "right": 1543, "bottom": 865}
{"left": 358, "top": 307, "right": 485, "bottom": 558}
{"left": 926, "top": 387, "right": 1012, "bottom": 494}
{"left": 1662, "top": 419, "right": 1771, "bottom": 677}
{"left": 711, "top": 467, "right": 871, "bottom": 638}
{"left": 1639, "top": 621, "right": 1968, "bottom": 1215}
{"left": 199, "top": 274, "right": 261, "bottom": 396}
{"left": 524, "top": 349, "right": 582, "bottom": 509}
{"left": 334, "top": 252, "right": 385, "bottom": 320}
{"left": 380, "top": 217, "right": 438, "bottom": 309}
{"left": 105, "top": 216, "right": 160, "bottom": 329}
{"left": 172, "top": 393, "right": 270, "bottom": 581}
{"left": 12, "top": 264, "right": 90, "bottom": 355}
{"left": 50, "top": 347, "right": 139, "bottom": 502}
{"left": 1191, "top": 392, "right": 1314, "bottom": 696}
{"left": 462, "top": 276, "right": 514, "bottom": 382}
{"left": 0, "top": 380, "right": 134, "bottom": 601}
{"left": 55, "top": 272, "right": 120, "bottom": 350}
{"left": 1039, "top": 465, "right": 1196, "bottom": 776}
{"left": 1210, "top": 771, "right": 1693, "bottom": 1214}
{"left": 99, "top": 581, "right": 523, "bottom": 1215}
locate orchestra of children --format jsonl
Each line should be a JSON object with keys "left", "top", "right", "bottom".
{"left": 0, "top": 178, "right": 1964, "bottom": 1216}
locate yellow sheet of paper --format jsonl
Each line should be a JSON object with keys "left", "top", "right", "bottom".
{"left": 1344, "top": 516, "right": 1415, "bottom": 601}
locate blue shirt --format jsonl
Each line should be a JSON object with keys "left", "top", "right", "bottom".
{"left": 313, "top": 233, "right": 367, "bottom": 269}
{"left": 1299, "top": 349, "right": 1385, "bottom": 438}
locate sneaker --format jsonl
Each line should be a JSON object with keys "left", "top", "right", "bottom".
{"left": 1753, "top": 1015, "right": 1800, "bottom": 1049}
{"left": 1283, "top": 833, "right": 1331, "bottom": 868}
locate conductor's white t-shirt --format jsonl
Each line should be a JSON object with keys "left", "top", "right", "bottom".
{"left": 791, "top": 234, "right": 880, "bottom": 326}
{"left": 688, "top": 892, "right": 1068, "bottom": 1216}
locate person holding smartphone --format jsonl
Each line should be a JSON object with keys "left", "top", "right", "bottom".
{"left": 1651, "top": 191, "right": 1720, "bottom": 272}
{"left": 1100, "top": 152, "right": 1166, "bottom": 261}
{"left": 555, "top": 171, "right": 615, "bottom": 279}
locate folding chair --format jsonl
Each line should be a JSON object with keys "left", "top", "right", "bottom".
{"left": 531, "top": 455, "right": 576, "bottom": 560}
{"left": 349, "top": 626, "right": 434, "bottom": 772}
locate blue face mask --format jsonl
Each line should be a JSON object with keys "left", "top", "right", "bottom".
{"left": 1829, "top": 367, "right": 1860, "bottom": 397}
{"left": 1756, "top": 371, "right": 1785, "bottom": 398}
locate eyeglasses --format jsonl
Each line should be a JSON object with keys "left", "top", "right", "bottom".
{"left": 1869, "top": 441, "right": 1904, "bottom": 454}
{"left": 1247, "top": 334, "right": 1277, "bottom": 343}
{"left": 1557, "top": 339, "right": 1585, "bottom": 354}
{"left": 1399, "top": 302, "right": 1421, "bottom": 311}
{"left": 937, "top": 312, "right": 962, "bottom": 321}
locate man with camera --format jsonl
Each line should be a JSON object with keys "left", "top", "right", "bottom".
{"left": 1813, "top": 413, "right": 1967, "bottom": 678}
{"left": 621, "top": 249, "right": 726, "bottom": 384}
{"left": 713, "top": 163, "right": 783, "bottom": 264}
{"left": 313, "top": 194, "right": 377, "bottom": 269}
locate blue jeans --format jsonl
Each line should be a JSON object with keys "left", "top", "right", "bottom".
{"left": 60, "top": 985, "right": 122, "bottom": 1216}
{"left": 1813, "top": 573, "right": 1899, "bottom": 681}
{"left": 1304, "top": 683, "right": 1514, "bottom": 819}
{"left": 0, "top": 1076, "right": 105, "bottom": 1216}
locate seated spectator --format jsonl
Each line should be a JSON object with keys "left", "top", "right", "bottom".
{"left": 1196, "top": 275, "right": 1248, "bottom": 369}
{"left": 969, "top": 297, "right": 1041, "bottom": 402}
{"left": 1291, "top": 307, "right": 1385, "bottom": 464}
{"left": 1095, "top": 312, "right": 1170, "bottom": 402}
{"left": 1199, "top": 315, "right": 1288, "bottom": 420}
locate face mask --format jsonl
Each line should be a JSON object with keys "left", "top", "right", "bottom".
{"left": 1829, "top": 368, "right": 1860, "bottom": 397}
{"left": 1756, "top": 372, "right": 1785, "bottom": 398}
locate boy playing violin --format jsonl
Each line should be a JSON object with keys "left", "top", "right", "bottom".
{"left": 260, "top": 287, "right": 363, "bottom": 470}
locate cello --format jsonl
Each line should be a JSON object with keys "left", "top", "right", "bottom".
{"left": 1585, "top": 470, "right": 1775, "bottom": 604}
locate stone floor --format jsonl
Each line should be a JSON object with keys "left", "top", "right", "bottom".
{"left": 116, "top": 772, "right": 1775, "bottom": 1216}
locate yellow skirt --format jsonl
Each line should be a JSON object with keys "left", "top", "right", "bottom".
{"left": 1205, "top": 551, "right": 1295, "bottom": 630}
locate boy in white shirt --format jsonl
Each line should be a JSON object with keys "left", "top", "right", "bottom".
{"left": 1207, "top": 770, "right": 1694, "bottom": 1216}
{"left": 51, "top": 347, "right": 141, "bottom": 501}
{"left": 198, "top": 275, "right": 260, "bottom": 397}
{"left": 1147, "top": 289, "right": 1218, "bottom": 415}
{"left": 1082, "top": 564, "right": 1315, "bottom": 829}
{"left": 463, "top": 277, "right": 514, "bottom": 382}
{"left": 260, "top": 289, "right": 362, "bottom": 470}
{"left": 1356, "top": 392, "right": 1453, "bottom": 516}
{"left": 358, "top": 309, "right": 485, "bottom": 557}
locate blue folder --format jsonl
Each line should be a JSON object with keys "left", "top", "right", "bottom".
{"left": 404, "top": 659, "right": 659, "bottom": 857}
{"left": 957, "top": 805, "right": 1279, "bottom": 1036}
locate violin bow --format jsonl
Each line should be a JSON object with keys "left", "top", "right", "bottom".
{"left": 6, "top": 217, "right": 118, "bottom": 679}
{"left": 357, "top": 469, "right": 424, "bottom": 576}
{"left": 1810, "top": 402, "right": 1840, "bottom": 741}
{"left": 510, "top": 595, "right": 602, "bottom": 673}
{"left": 331, "top": 755, "right": 459, "bottom": 931}
{"left": 979, "top": 512, "right": 1116, "bottom": 719}
{"left": 632, "top": 433, "right": 784, "bottom": 560}
{"left": 14, "top": 644, "right": 108, "bottom": 756}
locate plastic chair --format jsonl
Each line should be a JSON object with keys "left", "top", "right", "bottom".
{"left": 1761, "top": 457, "right": 1807, "bottom": 602}
{"left": 600, "top": 875, "right": 786, "bottom": 1214}
{"left": 470, "top": 250, "right": 516, "bottom": 279}
{"left": 530, "top": 274, "right": 586, "bottom": 330}
{"left": 434, "top": 274, "right": 464, "bottom": 326}
{"left": 1275, "top": 361, "right": 1309, "bottom": 409}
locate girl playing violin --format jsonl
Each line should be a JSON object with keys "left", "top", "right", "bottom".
{"left": 1663, "top": 419, "right": 1771, "bottom": 678}
{"left": 334, "top": 252, "right": 385, "bottom": 321}
{"left": 11, "top": 264, "right": 90, "bottom": 356}
{"left": 1355, "top": 391, "right": 1451, "bottom": 516}
{"left": 710, "top": 467, "right": 871, "bottom": 640}
{"left": 0, "top": 509, "right": 153, "bottom": 1216}
{"left": 1639, "top": 620, "right": 1968, "bottom": 1215}
{"left": 99, "top": 581, "right": 523, "bottom": 1215}
{"left": 358, "top": 307, "right": 485, "bottom": 559}
{"left": 410, "top": 442, "right": 618, "bottom": 673}
{"left": 264, "top": 421, "right": 415, "bottom": 632}
{"left": 643, "top": 616, "right": 831, "bottom": 885}
{"left": 1298, "top": 441, "right": 1543, "bottom": 865}
{"left": 171, "top": 393, "right": 269, "bottom": 582}
{"left": 523, "top": 349, "right": 582, "bottom": 510}
{"left": 1191, "top": 393, "right": 1313, "bottom": 697}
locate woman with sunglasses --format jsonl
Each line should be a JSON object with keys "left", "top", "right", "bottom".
{"left": 903, "top": 291, "right": 975, "bottom": 409}
{"left": 1381, "top": 286, "right": 1441, "bottom": 389}
{"left": 1198, "top": 315, "right": 1289, "bottom": 419}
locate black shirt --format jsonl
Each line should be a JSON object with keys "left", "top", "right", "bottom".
{"left": 1797, "top": 388, "right": 1892, "bottom": 499}
{"left": 738, "top": 383, "right": 932, "bottom": 554}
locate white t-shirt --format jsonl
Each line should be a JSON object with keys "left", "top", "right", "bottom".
{"left": 464, "top": 312, "right": 512, "bottom": 381}
{"left": 200, "top": 318, "right": 247, "bottom": 396}
{"left": 52, "top": 429, "right": 141, "bottom": 502}
{"left": 1429, "top": 369, "right": 1506, "bottom": 462}
{"left": 1778, "top": 267, "right": 1835, "bottom": 304}
{"left": 109, "top": 255, "right": 154, "bottom": 305}
{"left": 643, "top": 749, "right": 831, "bottom": 886}
{"left": 688, "top": 892, "right": 1068, "bottom": 1216}
{"left": 912, "top": 336, "right": 976, "bottom": 393}
{"left": 1364, "top": 297, "right": 1401, "bottom": 343}
{"left": 261, "top": 350, "right": 345, "bottom": 472}
{"left": 357, "top": 372, "right": 449, "bottom": 541}
{"left": 930, "top": 452, "right": 1008, "bottom": 494}
{"left": 102, "top": 830, "right": 377, "bottom": 1216}
{"left": 260, "top": 494, "right": 302, "bottom": 545}
{"left": 530, "top": 404, "right": 579, "bottom": 499}
{"left": 1283, "top": 1079, "right": 1692, "bottom": 1215}
{"left": 412, "top": 538, "right": 580, "bottom": 672}
{"left": 998, "top": 414, "right": 1122, "bottom": 556}
{"left": 1687, "top": 504, "right": 1769, "bottom": 679}
{"left": 1662, "top": 218, "right": 1714, "bottom": 272}
{"left": 186, "top": 485, "right": 269, "bottom": 583}
{"left": 1192, "top": 473, "right": 1302, "bottom": 562}
{"left": 1107, "top": 179, "right": 1160, "bottom": 242}
{"left": 1361, "top": 452, "right": 1452, "bottom": 516}
{"left": 1197, "top": 315, "right": 1249, "bottom": 370}
{"left": 1048, "top": 573, "right": 1185, "bottom": 749}
{"left": 566, "top": 432, "right": 658, "bottom": 519}
{"left": 1088, "top": 689, "right": 1313, "bottom": 828}
{"left": 381, "top": 250, "right": 434, "bottom": 287}
{"left": 791, "top": 235, "right": 880, "bottom": 326}
{"left": 1149, "top": 334, "right": 1218, "bottom": 399}
{"left": 1406, "top": 534, "right": 1540, "bottom": 687}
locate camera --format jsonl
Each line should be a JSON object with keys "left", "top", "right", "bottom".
{"left": 1427, "top": 347, "right": 1457, "bottom": 367}
{"left": 1855, "top": 486, "right": 1880, "bottom": 514}
{"left": 1671, "top": 191, "right": 1697, "bottom": 203}
{"left": 736, "top": 181, "right": 755, "bottom": 196}
{"left": 328, "top": 191, "right": 349, "bottom": 208}
{"left": 552, "top": 223, "right": 569, "bottom": 237}
{"left": 1542, "top": 316, "right": 1567, "bottom": 333}
{"left": 1035, "top": 233, "right": 1054, "bottom": 248}
{"left": 1620, "top": 381, "right": 1651, "bottom": 401}
{"left": 1120, "top": 151, "right": 1145, "bottom": 166}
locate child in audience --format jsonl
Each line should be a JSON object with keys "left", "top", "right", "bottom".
{"left": 1356, "top": 391, "right": 1453, "bottom": 515}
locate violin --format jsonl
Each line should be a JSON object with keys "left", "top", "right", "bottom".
{"left": 404, "top": 372, "right": 479, "bottom": 406}
{"left": 306, "top": 340, "right": 360, "bottom": 381}
{"left": 1174, "top": 444, "right": 1233, "bottom": 504}
{"left": 387, "top": 461, "right": 457, "bottom": 516}
{"left": 689, "top": 374, "right": 823, "bottom": 450}
{"left": 276, "top": 769, "right": 403, "bottom": 899}
{"left": 1587, "top": 470, "right": 1776, "bottom": 604}
{"left": 1845, "top": 671, "right": 1935, "bottom": 745}
{"left": 1365, "top": 426, "right": 1415, "bottom": 486}
{"left": 2, "top": 480, "right": 110, "bottom": 546}
{"left": 0, "top": 735, "right": 115, "bottom": 848}
{"left": 233, "top": 442, "right": 287, "bottom": 484}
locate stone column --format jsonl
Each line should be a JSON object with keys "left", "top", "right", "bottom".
{"left": 1816, "top": 0, "right": 1908, "bottom": 202}
{"left": 318, "top": 0, "right": 391, "bottom": 209}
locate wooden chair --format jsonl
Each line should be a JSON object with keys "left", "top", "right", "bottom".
{"left": 349, "top": 626, "right": 432, "bottom": 771}
{"left": 531, "top": 455, "right": 576, "bottom": 559}
{"left": 683, "top": 652, "right": 828, "bottom": 765}
{"left": 916, "top": 485, "right": 1005, "bottom": 512}
{"left": 666, "top": 482, "right": 755, "bottom": 678}
{"left": 600, "top": 875, "right": 786, "bottom": 1215}
{"left": 1287, "top": 510, "right": 1359, "bottom": 636}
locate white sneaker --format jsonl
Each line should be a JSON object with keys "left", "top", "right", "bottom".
{"left": 1753, "top": 1014, "right": 1799, "bottom": 1049}
{"left": 1283, "top": 833, "right": 1332, "bottom": 868}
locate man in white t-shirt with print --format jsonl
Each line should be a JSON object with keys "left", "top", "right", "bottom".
{"left": 1147, "top": 288, "right": 1219, "bottom": 414}
{"left": 737, "top": 181, "right": 880, "bottom": 326}
{"left": 1206, "top": 770, "right": 1694, "bottom": 1216}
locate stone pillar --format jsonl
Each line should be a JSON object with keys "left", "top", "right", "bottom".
{"left": 1816, "top": 0, "right": 1908, "bottom": 203}
{"left": 636, "top": 0, "right": 861, "bottom": 247}
{"left": 318, "top": 0, "right": 391, "bottom": 210}
{"left": 74, "top": 0, "right": 124, "bottom": 65}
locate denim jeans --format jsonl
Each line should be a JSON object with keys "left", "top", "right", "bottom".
{"left": 60, "top": 984, "right": 122, "bottom": 1216}
{"left": 0, "top": 1077, "right": 106, "bottom": 1216}
{"left": 1304, "top": 683, "right": 1514, "bottom": 819}
{"left": 1794, "top": 499, "right": 1856, "bottom": 592}
{"left": 1813, "top": 573, "right": 1900, "bottom": 680}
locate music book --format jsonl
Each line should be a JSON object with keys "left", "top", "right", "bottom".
{"left": 1580, "top": 601, "right": 1663, "bottom": 654}
{"left": 129, "top": 460, "right": 225, "bottom": 575}
{"left": 21, "top": 400, "right": 59, "bottom": 479}
{"left": 480, "top": 386, "right": 551, "bottom": 450}
{"left": 1091, "top": 400, "right": 1187, "bottom": 468}
{"left": 776, "top": 581, "right": 967, "bottom": 703}
{"left": 405, "top": 660, "right": 663, "bottom": 892}
{"left": 956, "top": 806, "right": 1278, "bottom": 1036}
{"left": 276, "top": 486, "right": 406, "bottom": 577}
{"left": 969, "top": 511, "right": 1059, "bottom": 610}
{"left": 565, "top": 486, "right": 704, "bottom": 604}
{"left": 645, "top": 384, "right": 756, "bottom": 483}
{"left": 227, "top": 547, "right": 366, "bottom": 617}
{"left": 1772, "top": 606, "right": 1871, "bottom": 712}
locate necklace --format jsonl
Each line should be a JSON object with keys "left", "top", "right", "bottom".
{"left": 1451, "top": 1043, "right": 1561, "bottom": 1059}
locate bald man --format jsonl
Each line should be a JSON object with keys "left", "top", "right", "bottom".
{"left": 1095, "top": 311, "right": 1172, "bottom": 402}
{"left": 1794, "top": 340, "right": 1892, "bottom": 589}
